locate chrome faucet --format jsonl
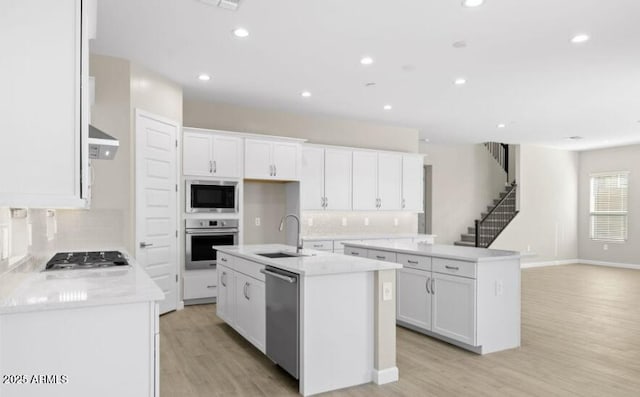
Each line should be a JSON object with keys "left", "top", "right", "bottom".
{"left": 279, "top": 214, "right": 302, "bottom": 254}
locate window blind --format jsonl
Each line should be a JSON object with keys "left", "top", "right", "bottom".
{"left": 590, "top": 172, "right": 629, "bottom": 241}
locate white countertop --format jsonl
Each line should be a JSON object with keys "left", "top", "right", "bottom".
{"left": 343, "top": 241, "right": 521, "bottom": 262}
{"left": 216, "top": 244, "right": 402, "bottom": 276}
{"left": 0, "top": 251, "right": 164, "bottom": 315}
{"left": 303, "top": 233, "right": 436, "bottom": 241}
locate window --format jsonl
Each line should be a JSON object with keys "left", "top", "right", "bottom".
{"left": 590, "top": 172, "right": 629, "bottom": 241}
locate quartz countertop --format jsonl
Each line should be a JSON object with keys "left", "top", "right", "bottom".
{"left": 302, "top": 233, "right": 436, "bottom": 241}
{"left": 343, "top": 241, "right": 520, "bottom": 263}
{"left": 215, "top": 244, "right": 402, "bottom": 276}
{"left": 0, "top": 250, "right": 164, "bottom": 315}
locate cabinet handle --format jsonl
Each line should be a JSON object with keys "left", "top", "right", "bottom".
{"left": 445, "top": 265, "right": 459, "bottom": 271}
{"left": 407, "top": 260, "right": 419, "bottom": 264}
{"left": 351, "top": 252, "right": 360, "bottom": 256}
{"left": 213, "top": 160, "right": 217, "bottom": 174}
{"left": 220, "top": 257, "right": 227, "bottom": 262}
{"left": 313, "top": 244, "right": 323, "bottom": 248}
{"left": 221, "top": 272, "right": 226, "bottom": 287}
{"left": 324, "top": 197, "right": 328, "bottom": 208}
{"left": 274, "top": 164, "right": 277, "bottom": 176}
{"left": 376, "top": 255, "right": 386, "bottom": 260}
{"left": 426, "top": 277, "right": 431, "bottom": 294}
{"left": 244, "top": 282, "right": 250, "bottom": 300}
{"left": 209, "top": 160, "right": 213, "bottom": 173}
{"left": 431, "top": 278, "right": 435, "bottom": 294}
{"left": 402, "top": 198, "right": 406, "bottom": 209}
{"left": 207, "top": 285, "right": 216, "bottom": 289}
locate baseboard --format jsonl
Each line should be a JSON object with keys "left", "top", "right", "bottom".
{"left": 579, "top": 260, "right": 640, "bottom": 270}
{"left": 372, "top": 367, "right": 399, "bottom": 385}
{"left": 177, "top": 300, "right": 185, "bottom": 311}
{"left": 521, "top": 259, "right": 579, "bottom": 268}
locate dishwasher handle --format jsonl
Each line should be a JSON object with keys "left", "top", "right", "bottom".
{"left": 260, "top": 268, "right": 297, "bottom": 283}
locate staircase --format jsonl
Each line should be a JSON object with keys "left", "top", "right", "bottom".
{"left": 455, "top": 142, "right": 518, "bottom": 248}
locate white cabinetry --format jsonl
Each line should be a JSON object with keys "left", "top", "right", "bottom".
{"left": 352, "top": 151, "right": 379, "bottom": 210}
{"left": 397, "top": 268, "right": 432, "bottom": 330}
{"left": 377, "top": 153, "right": 403, "bottom": 210}
{"left": 183, "top": 130, "right": 242, "bottom": 178}
{"left": 431, "top": 272, "right": 476, "bottom": 345}
{"left": 402, "top": 155, "right": 424, "bottom": 212}
{"left": 0, "top": 0, "right": 89, "bottom": 208}
{"left": 301, "top": 146, "right": 352, "bottom": 210}
{"left": 245, "top": 139, "right": 300, "bottom": 181}
{"left": 183, "top": 269, "right": 217, "bottom": 301}
{"left": 216, "top": 254, "right": 266, "bottom": 353}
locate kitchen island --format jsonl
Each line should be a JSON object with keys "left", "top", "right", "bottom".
{"left": 0, "top": 252, "right": 163, "bottom": 397}
{"left": 343, "top": 241, "right": 521, "bottom": 355}
{"left": 214, "top": 244, "right": 402, "bottom": 396}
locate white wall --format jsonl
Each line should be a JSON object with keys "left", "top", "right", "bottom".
{"left": 419, "top": 143, "right": 507, "bottom": 244}
{"left": 578, "top": 144, "right": 640, "bottom": 265}
{"left": 492, "top": 145, "right": 579, "bottom": 264}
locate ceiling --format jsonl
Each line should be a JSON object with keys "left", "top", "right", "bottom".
{"left": 91, "top": 0, "right": 640, "bottom": 150}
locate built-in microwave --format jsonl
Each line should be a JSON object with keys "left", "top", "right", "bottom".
{"left": 186, "top": 180, "right": 238, "bottom": 213}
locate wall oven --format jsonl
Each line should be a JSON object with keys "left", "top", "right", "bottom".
{"left": 186, "top": 180, "right": 238, "bottom": 213}
{"left": 185, "top": 219, "right": 239, "bottom": 270}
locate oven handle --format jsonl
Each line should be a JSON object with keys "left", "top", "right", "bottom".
{"left": 185, "top": 229, "right": 239, "bottom": 235}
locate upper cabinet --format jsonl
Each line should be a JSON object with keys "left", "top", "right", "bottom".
{"left": 183, "top": 130, "right": 242, "bottom": 178}
{"left": 0, "top": 0, "right": 89, "bottom": 208}
{"left": 402, "top": 155, "right": 424, "bottom": 212}
{"left": 353, "top": 151, "right": 403, "bottom": 211}
{"left": 301, "top": 146, "right": 352, "bottom": 211}
{"left": 377, "top": 153, "right": 403, "bottom": 210}
{"left": 245, "top": 139, "right": 300, "bottom": 181}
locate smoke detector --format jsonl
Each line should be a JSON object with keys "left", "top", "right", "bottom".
{"left": 197, "top": 0, "right": 241, "bottom": 11}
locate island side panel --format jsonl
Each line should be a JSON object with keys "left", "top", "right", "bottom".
{"left": 300, "top": 272, "right": 374, "bottom": 396}
{"left": 476, "top": 258, "right": 521, "bottom": 354}
{"left": 373, "top": 269, "right": 399, "bottom": 384}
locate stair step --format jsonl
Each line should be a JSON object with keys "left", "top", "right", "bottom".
{"left": 487, "top": 204, "right": 515, "bottom": 212}
{"left": 481, "top": 212, "right": 516, "bottom": 218}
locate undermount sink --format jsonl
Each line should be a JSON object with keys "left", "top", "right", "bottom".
{"left": 257, "top": 251, "right": 316, "bottom": 259}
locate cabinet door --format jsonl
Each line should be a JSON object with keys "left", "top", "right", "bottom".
{"left": 0, "top": 0, "right": 86, "bottom": 208}
{"left": 183, "top": 132, "right": 212, "bottom": 176}
{"left": 352, "top": 151, "right": 378, "bottom": 210}
{"left": 217, "top": 266, "right": 235, "bottom": 326}
{"left": 324, "top": 148, "right": 352, "bottom": 210}
{"left": 246, "top": 277, "right": 266, "bottom": 353}
{"left": 244, "top": 139, "right": 273, "bottom": 179}
{"left": 378, "top": 153, "right": 403, "bottom": 210}
{"left": 272, "top": 142, "right": 299, "bottom": 180}
{"left": 397, "top": 268, "right": 432, "bottom": 330}
{"left": 301, "top": 146, "right": 325, "bottom": 210}
{"left": 212, "top": 135, "right": 242, "bottom": 178}
{"left": 432, "top": 273, "right": 476, "bottom": 346}
{"left": 402, "top": 155, "right": 424, "bottom": 212}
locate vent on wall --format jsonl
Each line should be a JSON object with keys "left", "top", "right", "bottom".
{"left": 198, "top": 0, "right": 241, "bottom": 11}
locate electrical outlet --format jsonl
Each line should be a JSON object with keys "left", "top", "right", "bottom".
{"left": 341, "top": 217, "right": 347, "bottom": 227}
{"left": 382, "top": 282, "right": 393, "bottom": 301}
{"left": 364, "top": 217, "right": 369, "bottom": 226}
{"left": 255, "top": 217, "right": 261, "bottom": 226}
{"left": 527, "top": 245, "right": 531, "bottom": 252}
{"left": 307, "top": 218, "right": 313, "bottom": 227}
{"left": 603, "top": 244, "right": 608, "bottom": 251}
{"left": 394, "top": 218, "right": 399, "bottom": 226}
{"left": 495, "top": 280, "right": 504, "bottom": 296}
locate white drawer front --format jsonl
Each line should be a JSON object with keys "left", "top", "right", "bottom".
{"left": 304, "top": 240, "right": 334, "bottom": 251}
{"left": 344, "top": 246, "right": 367, "bottom": 258}
{"left": 397, "top": 253, "right": 431, "bottom": 271}
{"left": 234, "top": 257, "right": 266, "bottom": 282}
{"left": 218, "top": 252, "right": 234, "bottom": 267}
{"left": 367, "top": 249, "right": 397, "bottom": 263}
{"left": 183, "top": 271, "right": 218, "bottom": 300}
{"left": 432, "top": 258, "right": 476, "bottom": 279}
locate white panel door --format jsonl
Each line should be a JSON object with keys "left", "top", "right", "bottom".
{"left": 324, "top": 148, "right": 352, "bottom": 210}
{"left": 212, "top": 135, "right": 242, "bottom": 178}
{"left": 397, "top": 268, "right": 432, "bottom": 330}
{"left": 135, "top": 110, "right": 179, "bottom": 315}
{"left": 272, "top": 142, "right": 299, "bottom": 180}
{"left": 244, "top": 139, "right": 273, "bottom": 179}
{"left": 352, "top": 151, "right": 378, "bottom": 210}
{"left": 402, "top": 155, "right": 424, "bottom": 212}
{"left": 183, "top": 132, "right": 212, "bottom": 176}
{"left": 432, "top": 273, "right": 476, "bottom": 345}
{"left": 217, "top": 265, "right": 235, "bottom": 325}
{"left": 378, "top": 153, "right": 403, "bottom": 210}
{"left": 301, "top": 147, "right": 325, "bottom": 210}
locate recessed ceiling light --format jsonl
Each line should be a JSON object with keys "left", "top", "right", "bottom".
{"left": 571, "top": 34, "right": 590, "bottom": 44}
{"left": 360, "top": 56, "right": 374, "bottom": 65}
{"left": 383, "top": 105, "right": 392, "bottom": 110}
{"left": 452, "top": 41, "right": 467, "bottom": 48}
{"left": 301, "top": 91, "right": 312, "bottom": 98}
{"left": 198, "top": 74, "right": 211, "bottom": 81}
{"left": 565, "top": 136, "right": 584, "bottom": 140}
{"left": 454, "top": 78, "right": 467, "bottom": 85}
{"left": 497, "top": 123, "right": 506, "bottom": 129}
{"left": 462, "top": 0, "right": 484, "bottom": 8}
{"left": 232, "top": 27, "right": 249, "bottom": 38}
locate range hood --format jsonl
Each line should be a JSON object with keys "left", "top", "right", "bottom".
{"left": 88, "top": 125, "right": 119, "bottom": 160}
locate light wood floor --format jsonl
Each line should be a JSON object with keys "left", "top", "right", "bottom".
{"left": 160, "top": 265, "right": 640, "bottom": 396}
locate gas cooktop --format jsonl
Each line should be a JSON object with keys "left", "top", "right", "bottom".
{"left": 44, "top": 251, "right": 129, "bottom": 271}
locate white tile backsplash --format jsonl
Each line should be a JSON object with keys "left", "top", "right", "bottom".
{"left": 301, "top": 211, "right": 418, "bottom": 237}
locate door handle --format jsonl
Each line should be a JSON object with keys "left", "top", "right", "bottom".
{"left": 426, "top": 277, "right": 431, "bottom": 294}
{"left": 431, "top": 278, "right": 435, "bottom": 294}
{"left": 140, "top": 242, "right": 153, "bottom": 248}
{"left": 221, "top": 272, "right": 226, "bottom": 287}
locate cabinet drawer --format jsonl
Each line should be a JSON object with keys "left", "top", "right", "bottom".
{"left": 183, "top": 270, "right": 218, "bottom": 300}
{"left": 218, "top": 252, "right": 234, "bottom": 267}
{"left": 234, "top": 257, "right": 265, "bottom": 282}
{"left": 432, "top": 258, "right": 476, "bottom": 279}
{"left": 367, "top": 249, "right": 397, "bottom": 263}
{"left": 304, "top": 240, "right": 334, "bottom": 251}
{"left": 397, "top": 253, "right": 431, "bottom": 271}
{"left": 344, "top": 246, "right": 367, "bottom": 258}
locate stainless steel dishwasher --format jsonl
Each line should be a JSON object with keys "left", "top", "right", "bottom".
{"left": 260, "top": 265, "right": 300, "bottom": 379}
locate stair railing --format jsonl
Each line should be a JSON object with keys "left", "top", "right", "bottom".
{"left": 475, "top": 183, "right": 518, "bottom": 248}
{"left": 484, "top": 142, "right": 509, "bottom": 178}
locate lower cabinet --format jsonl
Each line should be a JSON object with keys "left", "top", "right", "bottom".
{"left": 183, "top": 269, "right": 217, "bottom": 302}
{"left": 216, "top": 257, "right": 266, "bottom": 354}
{"left": 431, "top": 272, "right": 476, "bottom": 346}
{"left": 397, "top": 268, "right": 431, "bottom": 330}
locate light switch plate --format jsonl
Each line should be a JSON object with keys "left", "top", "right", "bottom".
{"left": 364, "top": 217, "right": 369, "bottom": 226}
{"left": 394, "top": 218, "right": 399, "bottom": 226}
{"left": 308, "top": 218, "right": 313, "bottom": 226}
{"left": 341, "top": 217, "right": 347, "bottom": 227}
{"left": 382, "top": 282, "right": 393, "bottom": 301}
{"left": 255, "top": 217, "right": 261, "bottom": 226}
